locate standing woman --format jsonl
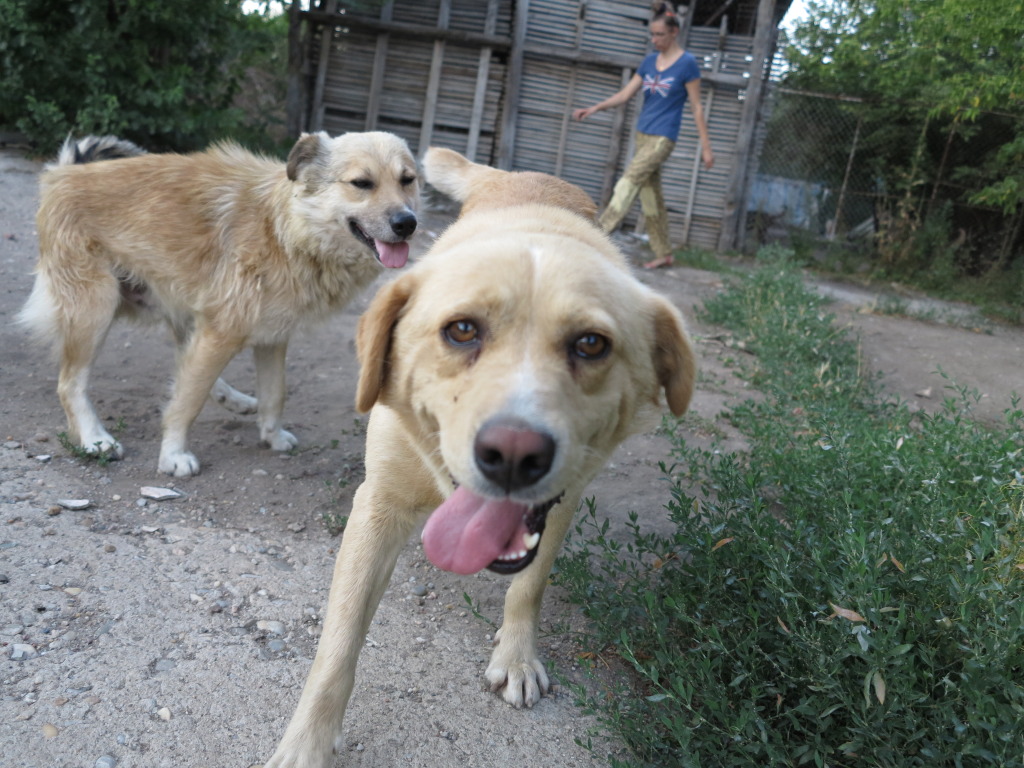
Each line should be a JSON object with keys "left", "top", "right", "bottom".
{"left": 573, "top": 1, "right": 714, "bottom": 269}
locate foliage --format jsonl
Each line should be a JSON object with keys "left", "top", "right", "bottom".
{"left": 558, "top": 249, "right": 1024, "bottom": 767}
{"left": 0, "top": 0, "right": 287, "bottom": 153}
{"left": 785, "top": 0, "right": 1024, "bottom": 116}
{"left": 778, "top": 0, "right": 1024, "bottom": 286}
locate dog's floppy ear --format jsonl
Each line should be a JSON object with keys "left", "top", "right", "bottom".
{"left": 286, "top": 132, "right": 327, "bottom": 182}
{"left": 651, "top": 296, "right": 696, "bottom": 416}
{"left": 422, "top": 147, "right": 476, "bottom": 203}
{"left": 355, "top": 274, "right": 418, "bottom": 412}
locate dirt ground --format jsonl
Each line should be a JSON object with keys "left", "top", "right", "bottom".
{"left": 1, "top": 146, "right": 1021, "bottom": 768}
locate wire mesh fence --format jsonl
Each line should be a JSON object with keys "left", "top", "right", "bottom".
{"left": 743, "top": 86, "right": 1024, "bottom": 282}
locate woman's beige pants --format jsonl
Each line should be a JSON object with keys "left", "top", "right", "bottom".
{"left": 598, "top": 133, "right": 676, "bottom": 259}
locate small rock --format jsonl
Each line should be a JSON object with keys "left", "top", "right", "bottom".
{"left": 111, "top": 494, "right": 122, "bottom": 502}
{"left": 34, "top": 433, "right": 50, "bottom": 443}
{"left": 47, "top": 506, "right": 62, "bottom": 517}
{"left": 411, "top": 584, "right": 428, "bottom": 597}
{"left": 95, "top": 756, "right": 117, "bottom": 768}
{"left": 257, "top": 620, "right": 286, "bottom": 635}
{"left": 35, "top": 455, "right": 52, "bottom": 463}
{"left": 4, "top": 440, "right": 22, "bottom": 450}
{"left": 56, "top": 499, "right": 91, "bottom": 511}
{"left": 53, "top": 696, "right": 69, "bottom": 706}
{"left": 916, "top": 386, "right": 933, "bottom": 398}
{"left": 104, "top": 544, "right": 117, "bottom": 553}
{"left": 140, "top": 486, "right": 182, "bottom": 501}
{"left": 287, "top": 521, "right": 306, "bottom": 533}
{"left": 154, "top": 659, "right": 177, "bottom": 672}
{"left": 252, "top": 468, "right": 269, "bottom": 477}
{"left": 135, "top": 499, "right": 148, "bottom": 508}
{"left": 41, "top": 723, "right": 58, "bottom": 739}
{"left": 11, "top": 643, "right": 37, "bottom": 660}
{"left": 157, "top": 707, "right": 172, "bottom": 721}
{"left": 64, "top": 587, "right": 82, "bottom": 596}
{"left": 267, "top": 639, "right": 286, "bottom": 652}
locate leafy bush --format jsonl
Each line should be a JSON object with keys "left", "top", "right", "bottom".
{"left": 0, "top": 0, "right": 286, "bottom": 153}
{"left": 558, "top": 249, "right": 1024, "bottom": 767}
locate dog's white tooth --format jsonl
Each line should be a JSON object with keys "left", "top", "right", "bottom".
{"left": 523, "top": 532, "right": 540, "bottom": 551}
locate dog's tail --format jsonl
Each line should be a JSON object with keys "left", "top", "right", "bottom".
{"left": 17, "top": 272, "right": 60, "bottom": 344}
{"left": 422, "top": 146, "right": 597, "bottom": 221}
{"left": 54, "top": 135, "right": 146, "bottom": 166}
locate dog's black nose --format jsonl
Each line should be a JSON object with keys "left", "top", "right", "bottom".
{"left": 390, "top": 211, "right": 417, "bottom": 239}
{"left": 474, "top": 417, "right": 556, "bottom": 493}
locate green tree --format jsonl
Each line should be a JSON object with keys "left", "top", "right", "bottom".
{"left": 780, "top": 0, "right": 1024, "bottom": 284}
{"left": 786, "top": 0, "right": 1024, "bottom": 115}
{"left": 0, "top": 0, "right": 284, "bottom": 152}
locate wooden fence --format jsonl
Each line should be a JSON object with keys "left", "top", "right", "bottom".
{"left": 290, "top": 0, "right": 780, "bottom": 251}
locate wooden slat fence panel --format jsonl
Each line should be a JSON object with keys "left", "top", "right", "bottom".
{"left": 298, "top": 0, "right": 776, "bottom": 252}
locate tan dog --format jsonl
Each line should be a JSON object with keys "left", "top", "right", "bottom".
{"left": 19, "top": 132, "right": 420, "bottom": 477}
{"left": 266, "top": 148, "right": 696, "bottom": 768}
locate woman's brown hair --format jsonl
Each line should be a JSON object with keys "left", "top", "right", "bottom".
{"left": 651, "top": 1, "right": 681, "bottom": 29}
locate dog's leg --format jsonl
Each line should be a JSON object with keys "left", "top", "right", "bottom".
{"left": 267, "top": 494, "right": 421, "bottom": 766}
{"left": 159, "top": 326, "right": 244, "bottom": 477}
{"left": 171, "top": 320, "right": 258, "bottom": 416}
{"left": 46, "top": 273, "right": 125, "bottom": 458}
{"left": 210, "top": 378, "right": 258, "bottom": 415}
{"left": 253, "top": 342, "right": 298, "bottom": 451}
{"left": 485, "top": 495, "right": 581, "bottom": 708}
{"left": 268, "top": 408, "right": 434, "bottom": 768}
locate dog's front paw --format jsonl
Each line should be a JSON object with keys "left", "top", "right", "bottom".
{"left": 158, "top": 449, "right": 200, "bottom": 477}
{"left": 263, "top": 427, "right": 298, "bottom": 452}
{"left": 264, "top": 732, "right": 338, "bottom": 768}
{"left": 485, "top": 627, "right": 550, "bottom": 708}
{"left": 79, "top": 431, "right": 124, "bottom": 460}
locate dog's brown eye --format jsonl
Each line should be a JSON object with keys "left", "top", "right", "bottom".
{"left": 351, "top": 179, "right": 374, "bottom": 190}
{"left": 400, "top": 175, "right": 417, "bottom": 187}
{"left": 444, "top": 320, "right": 479, "bottom": 346}
{"left": 573, "top": 333, "right": 610, "bottom": 360}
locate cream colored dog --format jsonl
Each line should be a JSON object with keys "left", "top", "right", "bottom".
{"left": 20, "top": 132, "right": 420, "bottom": 477}
{"left": 266, "top": 148, "right": 696, "bottom": 767}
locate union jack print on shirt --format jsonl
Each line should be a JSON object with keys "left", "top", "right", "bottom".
{"left": 643, "top": 73, "right": 674, "bottom": 97}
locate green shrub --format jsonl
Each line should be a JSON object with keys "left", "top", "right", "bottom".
{"left": 0, "top": 0, "right": 285, "bottom": 153}
{"left": 559, "top": 249, "right": 1024, "bottom": 767}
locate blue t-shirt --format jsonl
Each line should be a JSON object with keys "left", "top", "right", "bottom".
{"left": 635, "top": 51, "right": 702, "bottom": 141}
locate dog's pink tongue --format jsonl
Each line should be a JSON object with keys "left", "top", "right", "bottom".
{"left": 375, "top": 239, "right": 409, "bottom": 269}
{"left": 422, "top": 487, "right": 525, "bottom": 575}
